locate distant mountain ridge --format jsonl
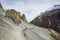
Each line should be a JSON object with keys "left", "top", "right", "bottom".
{"left": 48, "top": 4, "right": 60, "bottom": 11}
{"left": 30, "top": 5, "right": 60, "bottom": 33}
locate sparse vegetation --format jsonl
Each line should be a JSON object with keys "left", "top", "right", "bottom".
{"left": 5, "top": 9, "right": 21, "bottom": 24}
{"left": 5, "top": 9, "right": 27, "bottom": 24}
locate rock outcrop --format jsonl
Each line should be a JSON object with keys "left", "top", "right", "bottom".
{"left": 49, "top": 29, "right": 60, "bottom": 40}
{"left": 0, "top": 3, "right": 3, "bottom": 8}
{"left": 21, "top": 14, "right": 27, "bottom": 22}
{"left": 5, "top": 9, "right": 27, "bottom": 24}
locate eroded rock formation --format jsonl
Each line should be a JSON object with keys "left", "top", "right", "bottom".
{"left": 5, "top": 9, "right": 27, "bottom": 24}
{"left": 21, "top": 14, "right": 27, "bottom": 22}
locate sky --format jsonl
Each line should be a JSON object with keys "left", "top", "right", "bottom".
{"left": 0, "top": 0, "right": 60, "bottom": 22}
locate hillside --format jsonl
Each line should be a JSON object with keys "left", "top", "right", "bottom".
{"left": 0, "top": 3, "right": 55, "bottom": 40}
{"left": 30, "top": 5, "right": 60, "bottom": 33}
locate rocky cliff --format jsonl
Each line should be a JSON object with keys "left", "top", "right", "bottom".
{"left": 30, "top": 5, "right": 60, "bottom": 33}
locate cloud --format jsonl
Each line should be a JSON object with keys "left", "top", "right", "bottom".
{"left": 0, "top": 0, "right": 60, "bottom": 22}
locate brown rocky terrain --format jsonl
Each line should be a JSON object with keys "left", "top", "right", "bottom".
{"left": 30, "top": 6, "right": 60, "bottom": 33}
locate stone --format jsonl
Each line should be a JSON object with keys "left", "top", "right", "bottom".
{"left": 21, "top": 14, "right": 27, "bottom": 21}
{"left": 5, "top": 9, "right": 21, "bottom": 24}
{"left": 0, "top": 3, "right": 3, "bottom": 8}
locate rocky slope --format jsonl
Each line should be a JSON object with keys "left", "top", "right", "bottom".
{"left": 30, "top": 5, "right": 60, "bottom": 33}
{"left": 0, "top": 3, "right": 55, "bottom": 40}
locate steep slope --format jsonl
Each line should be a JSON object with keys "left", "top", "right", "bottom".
{"left": 0, "top": 12, "right": 55, "bottom": 40}
{"left": 30, "top": 5, "right": 60, "bottom": 33}
{"left": 0, "top": 4, "right": 55, "bottom": 40}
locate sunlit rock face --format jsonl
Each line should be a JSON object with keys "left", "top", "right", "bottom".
{"left": 5, "top": 9, "right": 27, "bottom": 24}
{"left": 0, "top": 9, "right": 26, "bottom": 40}
{"left": 0, "top": 4, "right": 26, "bottom": 40}
{"left": 5, "top": 9, "right": 22, "bottom": 24}
{"left": 30, "top": 5, "right": 60, "bottom": 33}
{"left": 21, "top": 14, "right": 27, "bottom": 22}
